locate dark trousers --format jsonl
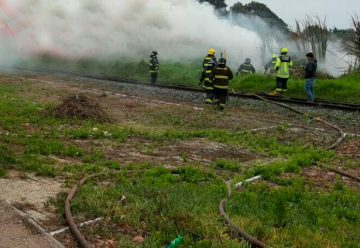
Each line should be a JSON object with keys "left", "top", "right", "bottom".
{"left": 276, "top": 77, "right": 288, "bottom": 92}
{"left": 205, "top": 89, "right": 214, "bottom": 104}
{"left": 213, "top": 87, "right": 228, "bottom": 110}
{"left": 150, "top": 72, "right": 158, "bottom": 84}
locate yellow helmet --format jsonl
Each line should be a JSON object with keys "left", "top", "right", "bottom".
{"left": 272, "top": 54, "right": 277, "bottom": 58}
{"left": 208, "top": 48, "right": 216, "bottom": 56}
{"left": 280, "top": 47, "right": 288, "bottom": 54}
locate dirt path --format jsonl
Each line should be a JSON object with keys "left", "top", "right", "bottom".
{"left": 0, "top": 201, "right": 62, "bottom": 248}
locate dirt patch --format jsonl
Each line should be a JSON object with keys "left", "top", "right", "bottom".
{"left": 301, "top": 166, "right": 360, "bottom": 191}
{"left": 54, "top": 94, "right": 110, "bottom": 122}
{"left": 0, "top": 201, "right": 60, "bottom": 248}
{"left": 337, "top": 140, "right": 360, "bottom": 158}
{"left": 82, "top": 137, "right": 257, "bottom": 166}
{"left": 161, "top": 139, "right": 256, "bottom": 163}
{"left": 0, "top": 171, "right": 63, "bottom": 221}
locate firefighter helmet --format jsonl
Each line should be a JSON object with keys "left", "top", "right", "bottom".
{"left": 280, "top": 47, "right": 288, "bottom": 54}
{"left": 219, "top": 57, "right": 226, "bottom": 65}
{"left": 208, "top": 48, "right": 216, "bottom": 56}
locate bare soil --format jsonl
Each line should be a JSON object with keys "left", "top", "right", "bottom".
{"left": 0, "top": 171, "right": 63, "bottom": 218}
{"left": 0, "top": 200, "right": 60, "bottom": 248}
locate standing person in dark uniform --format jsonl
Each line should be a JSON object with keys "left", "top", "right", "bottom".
{"left": 149, "top": 51, "right": 159, "bottom": 84}
{"left": 210, "top": 57, "right": 233, "bottom": 111}
{"left": 199, "top": 48, "right": 217, "bottom": 104}
{"left": 304, "top": 52, "right": 317, "bottom": 102}
{"left": 236, "top": 58, "right": 256, "bottom": 76}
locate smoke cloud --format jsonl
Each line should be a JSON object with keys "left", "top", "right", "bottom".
{"left": 0, "top": 0, "right": 351, "bottom": 75}
{"left": 0, "top": 0, "right": 263, "bottom": 67}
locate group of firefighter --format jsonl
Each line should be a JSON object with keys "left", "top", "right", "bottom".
{"left": 148, "top": 47, "right": 317, "bottom": 110}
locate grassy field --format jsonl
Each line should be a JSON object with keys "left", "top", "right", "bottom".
{"left": 18, "top": 57, "right": 360, "bottom": 105}
{"left": 0, "top": 75, "right": 359, "bottom": 247}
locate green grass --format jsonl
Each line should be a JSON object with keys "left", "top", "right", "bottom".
{"left": 227, "top": 179, "right": 360, "bottom": 248}
{"left": 69, "top": 167, "right": 249, "bottom": 248}
{"left": 19, "top": 57, "right": 360, "bottom": 104}
{"left": 0, "top": 74, "right": 359, "bottom": 247}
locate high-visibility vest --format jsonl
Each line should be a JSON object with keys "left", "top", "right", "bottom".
{"left": 275, "top": 55, "right": 292, "bottom": 78}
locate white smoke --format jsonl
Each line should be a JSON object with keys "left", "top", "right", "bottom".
{"left": 0, "top": 0, "right": 262, "bottom": 68}
{"left": 0, "top": 0, "right": 351, "bottom": 76}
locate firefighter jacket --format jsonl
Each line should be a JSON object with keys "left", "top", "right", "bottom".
{"left": 264, "top": 57, "right": 277, "bottom": 72}
{"left": 237, "top": 62, "right": 256, "bottom": 75}
{"left": 149, "top": 57, "right": 159, "bottom": 73}
{"left": 200, "top": 57, "right": 217, "bottom": 90}
{"left": 275, "top": 55, "right": 293, "bottom": 78}
{"left": 210, "top": 65, "right": 233, "bottom": 89}
{"left": 202, "top": 55, "right": 216, "bottom": 70}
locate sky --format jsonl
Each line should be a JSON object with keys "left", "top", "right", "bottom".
{"left": 226, "top": 0, "right": 359, "bottom": 29}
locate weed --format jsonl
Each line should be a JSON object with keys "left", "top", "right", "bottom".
{"left": 69, "top": 167, "right": 230, "bottom": 247}
{"left": 0, "top": 167, "right": 6, "bottom": 177}
{"left": 215, "top": 159, "right": 242, "bottom": 172}
{"left": 227, "top": 181, "right": 360, "bottom": 247}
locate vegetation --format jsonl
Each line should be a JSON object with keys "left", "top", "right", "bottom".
{"left": 343, "top": 15, "right": 360, "bottom": 70}
{"left": 0, "top": 74, "right": 358, "bottom": 247}
{"left": 198, "top": 0, "right": 227, "bottom": 9}
{"left": 227, "top": 180, "right": 360, "bottom": 247}
{"left": 18, "top": 57, "right": 360, "bottom": 104}
{"left": 294, "top": 16, "right": 329, "bottom": 62}
{"left": 230, "top": 2, "right": 289, "bottom": 33}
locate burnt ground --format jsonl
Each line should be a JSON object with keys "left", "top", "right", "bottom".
{"left": 0, "top": 73, "right": 359, "bottom": 247}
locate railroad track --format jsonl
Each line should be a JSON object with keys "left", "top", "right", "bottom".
{"left": 4, "top": 66, "right": 360, "bottom": 112}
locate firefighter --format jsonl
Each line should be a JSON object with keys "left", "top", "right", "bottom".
{"left": 199, "top": 48, "right": 217, "bottom": 104}
{"left": 236, "top": 58, "right": 256, "bottom": 76}
{"left": 210, "top": 57, "right": 233, "bottom": 111}
{"left": 264, "top": 54, "right": 277, "bottom": 74}
{"left": 149, "top": 51, "right": 159, "bottom": 84}
{"left": 271, "top": 48, "right": 293, "bottom": 95}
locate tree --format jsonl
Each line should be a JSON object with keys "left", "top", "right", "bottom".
{"left": 230, "top": 2, "right": 289, "bottom": 33}
{"left": 198, "top": 0, "right": 227, "bottom": 9}
{"left": 343, "top": 15, "right": 360, "bottom": 70}
{"left": 294, "top": 16, "right": 329, "bottom": 62}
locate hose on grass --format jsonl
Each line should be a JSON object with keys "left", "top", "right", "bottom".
{"left": 219, "top": 199, "right": 266, "bottom": 248}
{"left": 65, "top": 173, "right": 104, "bottom": 248}
{"left": 217, "top": 95, "right": 358, "bottom": 248}
{"left": 65, "top": 169, "right": 263, "bottom": 248}
{"left": 253, "top": 94, "right": 359, "bottom": 181}
{"left": 219, "top": 180, "right": 267, "bottom": 248}
{"left": 253, "top": 94, "right": 346, "bottom": 150}
{"left": 65, "top": 170, "right": 152, "bottom": 248}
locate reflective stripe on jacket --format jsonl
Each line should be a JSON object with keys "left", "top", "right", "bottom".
{"left": 211, "top": 66, "right": 233, "bottom": 89}
{"left": 149, "top": 58, "right": 159, "bottom": 73}
{"left": 237, "top": 63, "right": 256, "bottom": 74}
{"left": 202, "top": 55, "right": 216, "bottom": 70}
{"left": 275, "top": 55, "right": 292, "bottom": 78}
{"left": 200, "top": 58, "right": 217, "bottom": 89}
